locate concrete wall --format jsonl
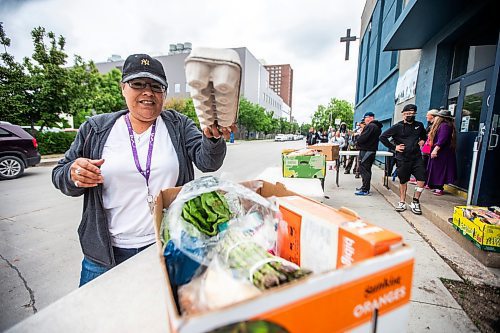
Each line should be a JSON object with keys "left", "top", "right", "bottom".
{"left": 355, "top": 0, "right": 402, "bottom": 126}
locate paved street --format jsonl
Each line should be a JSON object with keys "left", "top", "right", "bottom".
{"left": 0, "top": 139, "right": 478, "bottom": 331}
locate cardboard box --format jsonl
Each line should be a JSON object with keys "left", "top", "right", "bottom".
{"left": 153, "top": 181, "right": 414, "bottom": 333}
{"left": 276, "top": 196, "right": 403, "bottom": 273}
{"left": 282, "top": 153, "right": 326, "bottom": 179}
{"left": 452, "top": 206, "right": 500, "bottom": 252}
{"left": 307, "top": 144, "right": 340, "bottom": 161}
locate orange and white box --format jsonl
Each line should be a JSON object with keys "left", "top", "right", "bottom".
{"left": 154, "top": 181, "right": 414, "bottom": 333}
{"left": 276, "top": 195, "right": 403, "bottom": 273}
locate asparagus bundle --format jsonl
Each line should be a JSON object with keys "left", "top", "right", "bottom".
{"left": 219, "top": 230, "right": 311, "bottom": 290}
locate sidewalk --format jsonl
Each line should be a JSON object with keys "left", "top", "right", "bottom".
{"left": 38, "top": 154, "right": 63, "bottom": 167}
{"left": 371, "top": 167, "right": 500, "bottom": 286}
{"left": 322, "top": 167, "right": 480, "bottom": 332}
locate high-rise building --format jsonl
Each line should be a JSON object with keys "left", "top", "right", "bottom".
{"left": 264, "top": 64, "right": 293, "bottom": 120}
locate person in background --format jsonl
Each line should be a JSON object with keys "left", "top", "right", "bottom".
{"left": 319, "top": 128, "right": 329, "bottom": 143}
{"left": 345, "top": 120, "right": 365, "bottom": 176}
{"left": 327, "top": 126, "right": 335, "bottom": 142}
{"left": 380, "top": 104, "right": 427, "bottom": 214}
{"left": 421, "top": 109, "right": 439, "bottom": 178}
{"left": 354, "top": 112, "right": 382, "bottom": 196}
{"left": 426, "top": 109, "right": 457, "bottom": 196}
{"left": 306, "top": 127, "right": 316, "bottom": 145}
{"left": 330, "top": 130, "right": 346, "bottom": 148}
{"left": 52, "top": 54, "right": 232, "bottom": 286}
{"left": 329, "top": 130, "right": 346, "bottom": 170}
{"left": 338, "top": 122, "right": 349, "bottom": 167}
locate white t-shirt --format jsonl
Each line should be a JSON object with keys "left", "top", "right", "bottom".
{"left": 101, "top": 115, "right": 179, "bottom": 248}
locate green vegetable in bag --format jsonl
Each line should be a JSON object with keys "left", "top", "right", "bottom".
{"left": 181, "top": 191, "right": 231, "bottom": 236}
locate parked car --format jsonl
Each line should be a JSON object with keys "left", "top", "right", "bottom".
{"left": 274, "top": 134, "right": 288, "bottom": 142}
{"left": 0, "top": 122, "right": 41, "bottom": 180}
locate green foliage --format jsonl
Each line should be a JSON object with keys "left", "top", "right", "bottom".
{"left": 238, "top": 97, "right": 264, "bottom": 132}
{"left": 164, "top": 97, "right": 200, "bottom": 128}
{"left": 93, "top": 68, "right": 125, "bottom": 114}
{"left": 22, "top": 27, "right": 71, "bottom": 130}
{"left": 0, "top": 23, "right": 32, "bottom": 125}
{"left": 35, "top": 131, "right": 77, "bottom": 155}
{"left": 0, "top": 24, "right": 126, "bottom": 131}
{"left": 299, "top": 123, "right": 312, "bottom": 135}
{"left": 311, "top": 98, "right": 354, "bottom": 131}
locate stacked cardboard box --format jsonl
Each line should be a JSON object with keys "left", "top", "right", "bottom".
{"left": 307, "top": 144, "right": 340, "bottom": 161}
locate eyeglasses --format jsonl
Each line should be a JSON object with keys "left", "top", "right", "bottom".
{"left": 127, "top": 80, "right": 166, "bottom": 93}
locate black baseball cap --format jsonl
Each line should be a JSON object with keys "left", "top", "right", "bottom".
{"left": 363, "top": 111, "right": 375, "bottom": 118}
{"left": 402, "top": 104, "right": 417, "bottom": 112}
{"left": 122, "top": 54, "right": 168, "bottom": 88}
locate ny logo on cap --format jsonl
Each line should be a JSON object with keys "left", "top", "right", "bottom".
{"left": 141, "top": 59, "right": 150, "bottom": 66}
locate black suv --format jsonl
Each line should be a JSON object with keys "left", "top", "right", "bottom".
{"left": 0, "top": 121, "right": 41, "bottom": 180}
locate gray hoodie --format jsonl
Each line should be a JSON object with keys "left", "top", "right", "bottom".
{"left": 52, "top": 109, "right": 226, "bottom": 267}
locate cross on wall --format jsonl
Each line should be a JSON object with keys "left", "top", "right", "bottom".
{"left": 340, "top": 28, "right": 358, "bottom": 61}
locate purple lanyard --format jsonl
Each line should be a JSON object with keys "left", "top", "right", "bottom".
{"left": 124, "top": 113, "right": 156, "bottom": 187}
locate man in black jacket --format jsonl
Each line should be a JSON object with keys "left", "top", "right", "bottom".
{"left": 355, "top": 112, "right": 383, "bottom": 195}
{"left": 380, "top": 104, "right": 427, "bottom": 215}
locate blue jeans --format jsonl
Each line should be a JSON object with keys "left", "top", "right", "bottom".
{"left": 79, "top": 244, "right": 153, "bottom": 287}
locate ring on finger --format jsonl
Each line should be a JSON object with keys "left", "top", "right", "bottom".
{"left": 76, "top": 168, "right": 81, "bottom": 175}
{"left": 74, "top": 180, "right": 80, "bottom": 187}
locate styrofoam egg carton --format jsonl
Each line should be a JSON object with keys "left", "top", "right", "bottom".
{"left": 185, "top": 47, "right": 242, "bottom": 129}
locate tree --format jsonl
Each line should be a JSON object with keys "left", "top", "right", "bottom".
{"left": 93, "top": 68, "right": 125, "bottom": 113}
{"left": 0, "top": 23, "right": 31, "bottom": 125}
{"left": 238, "top": 97, "right": 266, "bottom": 133}
{"left": 164, "top": 97, "right": 199, "bottom": 128}
{"left": 22, "top": 26, "right": 71, "bottom": 130}
{"left": 300, "top": 123, "right": 312, "bottom": 135}
{"left": 311, "top": 98, "right": 354, "bottom": 131}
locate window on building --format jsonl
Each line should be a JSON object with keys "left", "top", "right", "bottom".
{"left": 395, "top": 0, "right": 404, "bottom": 20}
{"left": 174, "top": 83, "right": 180, "bottom": 93}
{"left": 447, "top": 81, "right": 460, "bottom": 117}
{"left": 390, "top": 51, "right": 398, "bottom": 69}
{"left": 451, "top": 44, "right": 496, "bottom": 79}
{"left": 185, "top": 83, "right": 190, "bottom": 93}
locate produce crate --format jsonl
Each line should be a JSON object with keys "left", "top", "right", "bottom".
{"left": 452, "top": 206, "right": 500, "bottom": 252}
{"left": 306, "top": 144, "right": 340, "bottom": 161}
{"left": 153, "top": 180, "right": 414, "bottom": 333}
{"left": 282, "top": 153, "right": 326, "bottom": 179}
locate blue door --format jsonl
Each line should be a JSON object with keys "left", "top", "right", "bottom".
{"left": 450, "top": 67, "right": 492, "bottom": 190}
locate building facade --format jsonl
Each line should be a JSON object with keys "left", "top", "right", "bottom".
{"left": 94, "top": 46, "right": 289, "bottom": 120}
{"left": 264, "top": 64, "right": 294, "bottom": 120}
{"left": 354, "top": 0, "right": 499, "bottom": 206}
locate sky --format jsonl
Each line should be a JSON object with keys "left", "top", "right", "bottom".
{"left": 1, "top": 0, "right": 365, "bottom": 124}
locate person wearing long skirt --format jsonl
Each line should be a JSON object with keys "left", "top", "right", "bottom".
{"left": 426, "top": 109, "right": 457, "bottom": 196}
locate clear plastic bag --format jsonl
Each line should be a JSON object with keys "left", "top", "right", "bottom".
{"left": 162, "top": 176, "right": 280, "bottom": 266}
{"left": 178, "top": 256, "right": 261, "bottom": 315}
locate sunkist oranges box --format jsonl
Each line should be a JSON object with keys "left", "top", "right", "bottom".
{"left": 452, "top": 205, "right": 500, "bottom": 252}
{"left": 307, "top": 143, "right": 340, "bottom": 161}
{"left": 153, "top": 180, "right": 414, "bottom": 333}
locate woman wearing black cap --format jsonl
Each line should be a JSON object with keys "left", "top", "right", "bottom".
{"left": 52, "top": 54, "right": 234, "bottom": 286}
